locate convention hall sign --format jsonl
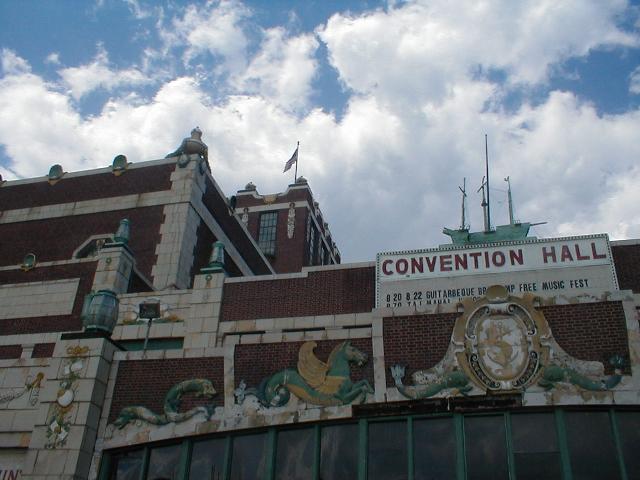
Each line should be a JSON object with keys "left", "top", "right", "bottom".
{"left": 375, "top": 234, "right": 618, "bottom": 308}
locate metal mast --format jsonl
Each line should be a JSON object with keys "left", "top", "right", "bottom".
{"left": 459, "top": 177, "right": 468, "bottom": 230}
{"left": 505, "top": 176, "right": 514, "bottom": 225}
{"left": 485, "top": 134, "right": 491, "bottom": 232}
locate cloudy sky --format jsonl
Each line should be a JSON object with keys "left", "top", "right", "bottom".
{"left": 1, "top": 0, "right": 639, "bottom": 262}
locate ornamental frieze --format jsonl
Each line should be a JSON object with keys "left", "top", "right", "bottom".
{"left": 236, "top": 341, "right": 373, "bottom": 407}
{"left": 453, "top": 285, "right": 550, "bottom": 391}
{"left": 391, "top": 285, "right": 625, "bottom": 400}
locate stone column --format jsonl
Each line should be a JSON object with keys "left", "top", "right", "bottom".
{"left": 20, "top": 336, "right": 119, "bottom": 480}
{"left": 184, "top": 271, "right": 225, "bottom": 351}
{"left": 92, "top": 244, "right": 135, "bottom": 294}
{"left": 152, "top": 156, "right": 203, "bottom": 290}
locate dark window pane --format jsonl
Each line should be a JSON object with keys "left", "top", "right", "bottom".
{"left": 464, "top": 415, "right": 508, "bottom": 480}
{"left": 413, "top": 417, "right": 456, "bottom": 480}
{"left": 258, "top": 212, "right": 278, "bottom": 255}
{"left": 110, "top": 449, "right": 144, "bottom": 480}
{"left": 189, "top": 438, "right": 226, "bottom": 480}
{"left": 146, "top": 444, "right": 181, "bottom": 480}
{"left": 511, "top": 413, "right": 562, "bottom": 480}
{"left": 275, "top": 428, "right": 314, "bottom": 479}
{"left": 566, "top": 411, "right": 621, "bottom": 480}
{"left": 229, "top": 433, "right": 268, "bottom": 480}
{"left": 616, "top": 411, "right": 640, "bottom": 479}
{"left": 368, "top": 420, "right": 407, "bottom": 480}
{"left": 320, "top": 424, "right": 359, "bottom": 480}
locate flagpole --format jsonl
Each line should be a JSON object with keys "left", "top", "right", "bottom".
{"left": 294, "top": 141, "right": 299, "bottom": 182}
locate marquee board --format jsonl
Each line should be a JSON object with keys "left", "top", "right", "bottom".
{"left": 375, "top": 234, "right": 619, "bottom": 308}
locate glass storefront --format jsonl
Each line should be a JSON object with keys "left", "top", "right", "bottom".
{"left": 102, "top": 408, "right": 636, "bottom": 480}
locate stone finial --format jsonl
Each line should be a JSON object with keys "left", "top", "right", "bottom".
{"left": 296, "top": 176, "right": 307, "bottom": 184}
{"left": 48, "top": 164, "right": 64, "bottom": 184}
{"left": 21, "top": 252, "right": 36, "bottom": 271}
{"left": 165, "top": 127, "right": 209, "bottom": 168}
{"left": 111, "top": 154, "right": 129, "bottom": 175}
{"left": 244, "top": 181, "right": 257, "bottom": 191}
{"left": 113, "top": 219, "right": 130, "bottom": 245}
{"left": 201, "top": 241, "right": 226, "bottom": 275}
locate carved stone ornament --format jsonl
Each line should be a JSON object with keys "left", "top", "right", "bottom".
{"left": 236, "top": 341, "right": 373, "bottom": 407}
{"left": 112, "top": 378, "right": 217, "bottom": 429}
{"left": 241, "top": 207, "right": 249, "bottom": 226}
{"left": 287, "top": 202, "right": 295, "bottom": 239}
{"left": 165, "top": 127, "right": 209, "bottom": 169}
{"left": 392, "top": 285, "right": 625, "bottom": 400}
{"left": 453, "top": 285, "right": 550, "bottom": 391}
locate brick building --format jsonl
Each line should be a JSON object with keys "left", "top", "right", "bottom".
{"left": 0, "top": 142, "right": 639, "bottom": 479}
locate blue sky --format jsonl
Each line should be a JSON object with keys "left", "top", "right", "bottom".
{"left": 1, "top": 0, "right": 639, "bottom": 261}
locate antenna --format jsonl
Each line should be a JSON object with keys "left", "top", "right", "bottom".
{"left": 484, "top": 134, "right": 491, "bottom": 231}
{"left": 504, "top": 176, "right": 514, "bottom": 225}
{"left": 458, "top": 177, "right": 468, "bottom": 230}
{"left": 478, "top": 176, "right": 489, "bottom": 232}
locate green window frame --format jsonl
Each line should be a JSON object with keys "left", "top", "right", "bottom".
{"left": 98, "top": 407, "right": 637, "bottom": 480}
{"left": 258, "top": 211, "right": 278, "bottom": 256}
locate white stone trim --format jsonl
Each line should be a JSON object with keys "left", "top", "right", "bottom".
{"left": 611, "top": 239, "right": 640, "bottom": 246}
{"left": 0, "top": 190, "right": 178, "bottom": 225}
{"left": 302, "top": 261, "right": 375, "bottom": 273}
{"left": 0, "top": 278, "right": 79, "bottom": 320}
{"left": 0, "top": 257, "right": 97, "bottom": 272}
{"left": 71, "top": 234, "right": 113, "bottom": 258}
{"left": 1, "top": 158, "right": 175, "bottom": 186}
{"left": 234, "top": 201, "right": 310, "bottom": 213}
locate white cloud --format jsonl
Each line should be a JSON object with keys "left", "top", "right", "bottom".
{"left": 1, "top": 1, "right": 640, "bottom": 262}
{"left": 630, "top": 65, "right": 640, "bottom": 94}
{"left": 1, "top": 49, "right": 31, "bottom": 75}
{"left": 318, "top": 0, "right": 638, "bottom": 107}
{"left": 161, "top": 0, "right": 251, "bottom": 75}
{"left": 231, "top": 27, "right": 318, "bottom": 111}
{"left": 124, "top": 0, "right": 153, "bottom": 19}
{"left": 45, "top": 52, "right": 61, "bottom": 65}
{"left": 58, "top": 46, "right": 150, "bottom": 100}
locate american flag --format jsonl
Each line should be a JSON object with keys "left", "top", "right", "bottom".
{"left": 283, "top": 144, "right": 298, "bottom": 173}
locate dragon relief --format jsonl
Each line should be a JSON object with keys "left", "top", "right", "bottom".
{"left": 113, "top": 379, "right": 217, "bottom": 429}
{"left": 237, "top": 341, "right": 373, "bottom": 407}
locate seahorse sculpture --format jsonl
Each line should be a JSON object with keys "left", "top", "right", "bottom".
{"left": 239, "top": 341, "right": 373, "bottom": 407}
{"left": 113, "top": 378, "right": 217, "bottom": 429}
{"left": 390, "top": 365, "right": 472, "bottom": 399}
{"left": 538, "top": 355, "right": 625, "bottom": 391}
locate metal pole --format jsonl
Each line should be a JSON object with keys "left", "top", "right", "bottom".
{"left": 485, "top": 134, "right": 491, "bottom": 231}
{"left": 143, "top": 317, "right": 153, "bottom": 352}
{"left": 294, "top": 141, "right": 299, "bottom": 182}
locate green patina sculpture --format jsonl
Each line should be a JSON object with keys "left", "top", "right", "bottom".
{"left": 113, "top": 378, "right": 217, "bottom": 429}
{"left": 538, "top": 355, "right": 625, "bottom": 391}
{"left": 391, "top": 365, "right": 472, "bottom": 399}
{"left": 241, "top": 341, "right": 373, "bottom": 407}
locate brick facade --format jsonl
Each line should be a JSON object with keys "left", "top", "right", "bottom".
{"left": 541, "top": 302, "right": 630, "bottom": 374}
{"left": 108, "top": 357, "right": 225, "bottom": 423}
{"left": 202, "top": 177, "right": 272, "bottom": 276}
{"left": 234, "top": 338, "right": 373, "bottom": 389}
{"left": 0, "top": 163, "right": 174, "bottom": 211}
{"left": 31, "top": 343, "right": 56, "bottom": 358}
{"left": 383, "top": 313, "right": 458, "bottom": 386}
{"left": 612, "top": 243, "right": 640, "bottom": 293}
{"left": 245, "top": 206, "right": 310, "bottom": 273}
{"left": 0, "top": 206, "right": 163, "bottom": 280}
{"left": 221, "top": 266, "right": 375, "bottom": 321}
{"left": 235, "top": 185, "right": 312, "bottom": 208}
{"left": 382, "top": 301, "right": 631, "bottom": 385}
{"left": 236, "top": 184, "right": 338, "bottom": 273}
{"left": 0, "top": 262, "right": 97, "bottom": 335}
{"left": 0, "top": 344, "right": 22, "bottom": 359}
